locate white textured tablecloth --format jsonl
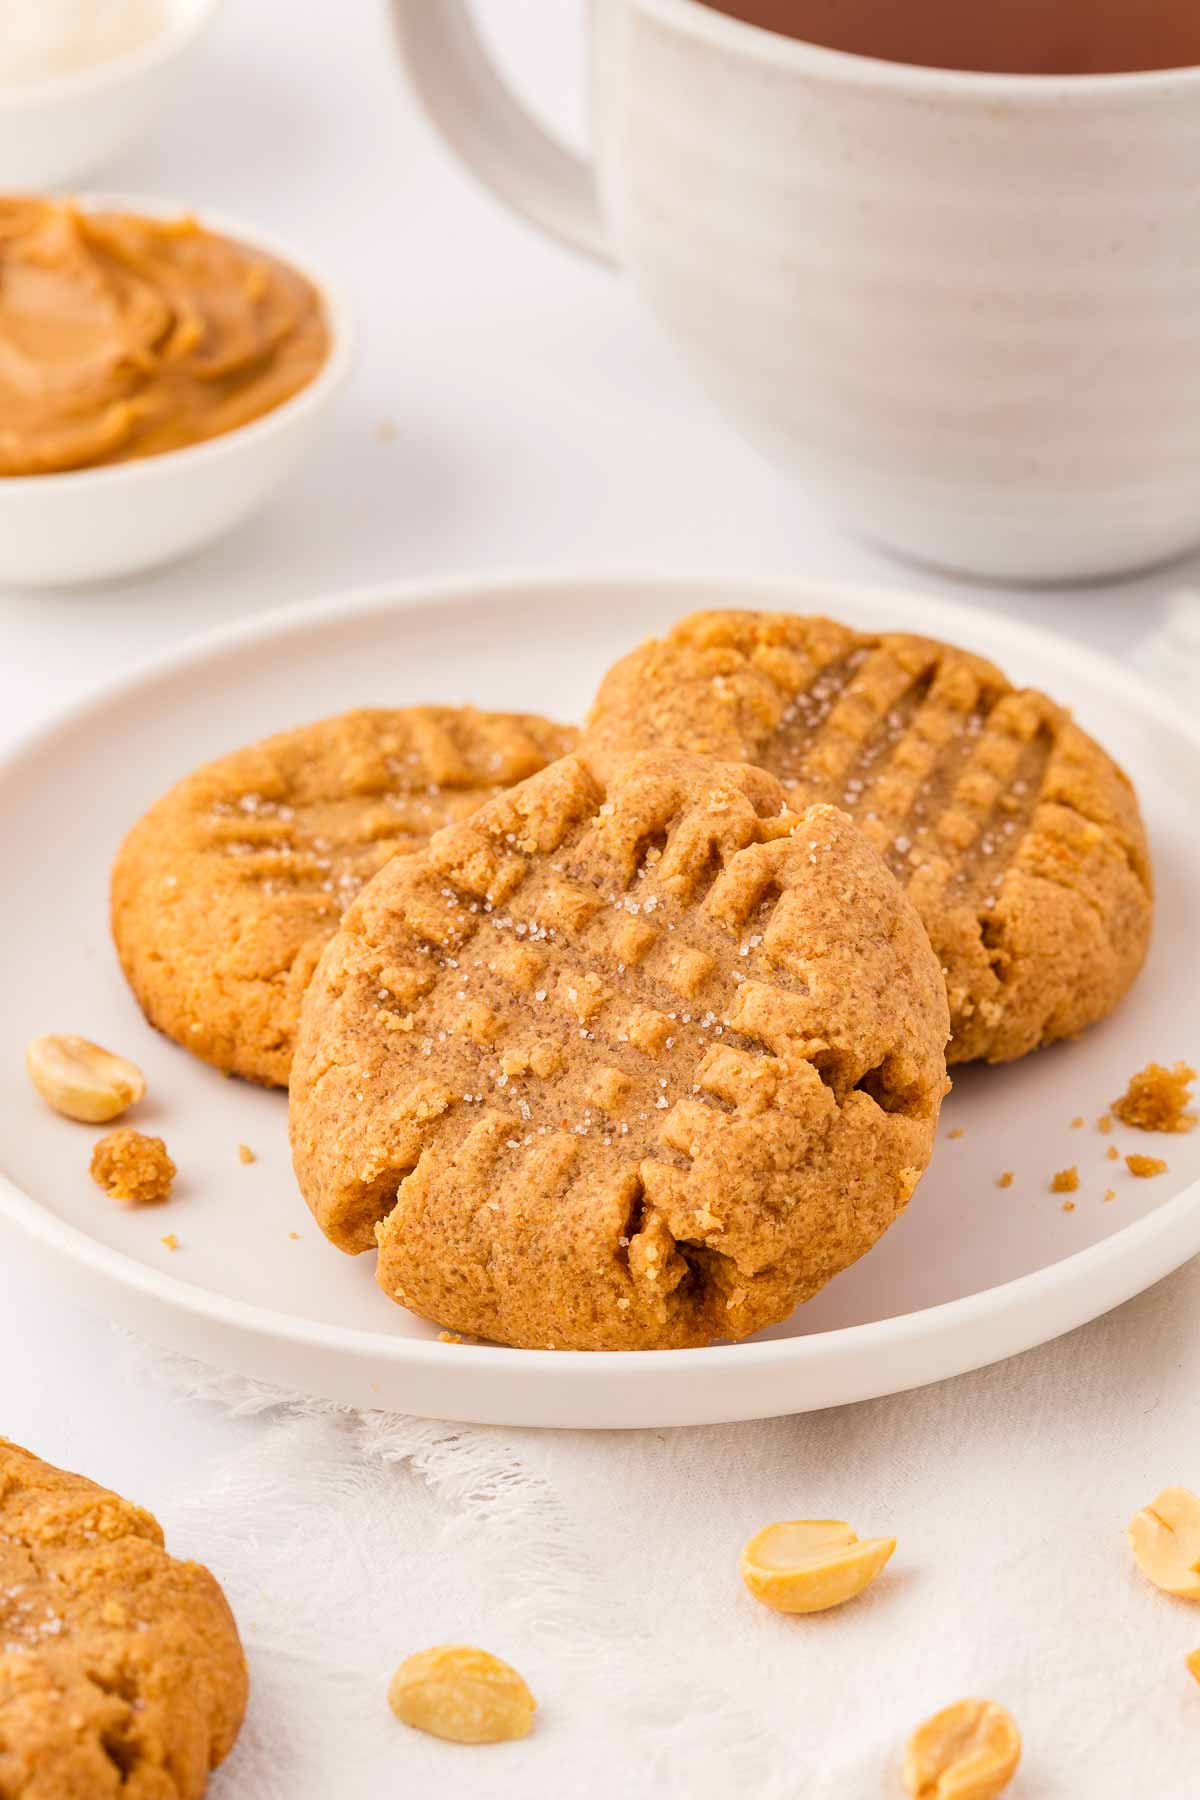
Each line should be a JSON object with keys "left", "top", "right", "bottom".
{"left": 151, "top": 1245, "right": 1199, "bottom": 1800}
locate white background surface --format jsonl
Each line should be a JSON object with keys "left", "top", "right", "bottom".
{"left": 2, "top": 3, "right": 1199, "bottom": 1794}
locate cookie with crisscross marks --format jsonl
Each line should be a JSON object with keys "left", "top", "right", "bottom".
{"left": 112, "top": 706, "right": 576, "bottom": 1088}
{"left": 584, "top": 611, "right": 1152, "bottom": 1064}
{"left": 290, "top": 750, "right": 949, "bottom": 1350}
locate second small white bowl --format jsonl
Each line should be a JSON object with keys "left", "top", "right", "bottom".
{"left": 0, "top": 0, "right": 222, "bottom": 189}
{"left": 0, "top": 198, "right": 353, "bottom": 589}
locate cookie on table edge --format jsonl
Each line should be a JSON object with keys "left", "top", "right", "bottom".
{"left": 0, "top": 1438, "right": 246, "bottom": 1800}
{"left": 111, "top": 705, "right": 577, "bottom": 1088}
{"left": 583, "top": 609, "right": 1152, "bottom": 1064}
{"left": 289, "top": 748, "right": 950, "bottom": 1351}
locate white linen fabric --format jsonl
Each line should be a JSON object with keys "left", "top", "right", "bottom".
{"left": 145, "top": 1247, "right": 1200, "bottom": 1800}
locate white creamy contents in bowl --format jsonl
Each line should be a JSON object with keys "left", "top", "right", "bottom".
{"left": 0, "top": 0, "right": 168, "bottom": 86}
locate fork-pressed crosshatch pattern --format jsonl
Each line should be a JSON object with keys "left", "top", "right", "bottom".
{"left": 112, "top": 706, "right": 577, "bottom": 1088}
{"left": 290, "top": 751, "right": 949, "bottom": 1350}
{"left": 584, "top": 612, "right": 1152, "bottom": 1063}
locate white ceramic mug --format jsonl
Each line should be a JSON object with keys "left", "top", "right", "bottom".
{"left": 391, "top": 0, "right": 1200, "bottom": 583}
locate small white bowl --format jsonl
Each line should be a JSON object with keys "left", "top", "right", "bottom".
{"left": 0, "top": 198, "right": 353, "bottom": 588}
{"left": 0, "top": 0, "right": 221, "bottom": 189}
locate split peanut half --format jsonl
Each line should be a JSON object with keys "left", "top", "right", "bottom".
{"left": 740, "top": 1519, "right": 896, "bottom": 1614}
{"left": 26, "top": 1033, "right": 145, "bottom": 1123}
{"left": 902, "top": 1697, "right": 1021, "bottom": 1800}
{"left": 387, "top": 1644, "right": 535, "bottom": 1744}
{"left": 1128, "top": 1486, "right": 1200, "bottom": 1599}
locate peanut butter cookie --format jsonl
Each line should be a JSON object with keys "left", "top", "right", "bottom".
{"left": 290, "top": 750, "right": 949, "bottom": 1350}
{"left": 584, "top": 612, "right": 1152, "bottom": 1063}
{"left": 0, "top": 1439, "right": 246, "bottom": 1799}
{"left": 112, "top": 706, "right": 576, "bottom": 1087}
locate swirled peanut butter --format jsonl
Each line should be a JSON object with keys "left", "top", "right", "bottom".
{"left": 0, "top": 198, "right": 331, "bottom": 475}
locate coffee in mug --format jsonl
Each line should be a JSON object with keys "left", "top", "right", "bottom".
{"left": 699, "top": 0, "right": 1200, "bottom": 75}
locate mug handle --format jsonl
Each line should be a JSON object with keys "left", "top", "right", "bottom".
{"left": 389, "top": 0, "right": 617, "bottom": 266}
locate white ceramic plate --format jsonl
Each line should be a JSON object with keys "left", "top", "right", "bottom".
{"left": 2, "top": 574, "right": 1198, "bottom": 1428}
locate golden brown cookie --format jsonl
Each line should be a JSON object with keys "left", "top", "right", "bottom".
{"left": 290, "top": 750, "right": 949, "bottom": 1350}
{"left": 111, "top": 706, "right": 577, "bottom": 1087}
{"left": 584, "top": 611, "right": 1152, "bottom": 1064}
{"left": 0, "top": 1439, "right": 246, "bottom": 1800}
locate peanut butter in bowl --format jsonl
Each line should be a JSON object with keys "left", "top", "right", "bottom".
{"left": 0, "top": 196, "right": 331, "bottom": 476}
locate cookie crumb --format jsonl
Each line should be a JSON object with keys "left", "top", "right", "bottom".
{"left": 1112, "top": 1062, "right": 1196, "bottom": 1134}
{"left": 1106, "top": 1144, "right": 1120, "bottom": 1161}
{"left": 1104, "top": 1188, "right": 1116, "bottom": 1201}
{"left": 1126, "top": 1153, "right": 1168, "bottom": 1179}
{"left": 1070, "top": 1115, "right": 1085, "bottom": 1129}
{"left": 437, "top": 1330, "right": 465, "bottom": 1345}
{"left": 237, "top": 1143, "right": 255, "bottom": 1164}
{"left": 287, "top": 1230, "right": 300, "bottom": 1240}
{"left": 160, "top": 1232, "right": 180, "bottom": 1251}
{"left": 997, "top": 1171, "right": 1014, "bottom": 1189}
{"left": 1061, "top": 1200, "right": 1076, "bottom": 1212}
{"left": 947, "top": 1127, "right": 964, "bottom": 1140}
{"left": 91, "top": 1128, "right": 175, "bottom": 1207}
{"left": 1050, "top": 1166, "right": 1079, "bottom": 1194}
{"left": 1098, "top": 1113, "right": 1113, "bottom": 1134}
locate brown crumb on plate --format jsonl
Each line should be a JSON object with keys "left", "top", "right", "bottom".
{"left": 1050, "top": 1166, "right": 1079, "bottom": 1194}
{"left": 1104, "top": 1188, "right": 1116, "bottom": 1201}
{"left": 237, "top": 1143, "right": 255, "bottom": 1165}
{"left": 160, "top": 1232, "right": 180, "bottom": 1251}
{"left": 1098, "top": 1113, "right": 1113, "bottom": 1134}
{"left": 91, "top": 1127, "right": 175, "bottom": 1206}
{"left": 997, "top": 1171, "right": 1014, "bottom": 1189}
{"left": 1106, "top": 1144, "right": 1120, "bottom": 1161}
{"left": 1070, "top": 1115, "right": 1085, "bottom": 1129}
{"left": 1061, "top": 1200, "right": 1076, "bottom": 1212}
{"left": 1126, "top": 1153, "right": 1168, "bottom": 1179}
{"left": 1112, "top": 1062, "right": 1196, "bottom": 1134}
{"left": 287, "top": 1230, "right": 300, "bottom": 1241}
{"left": 947, "top": 1127, "right": 964, "bottom": 1140}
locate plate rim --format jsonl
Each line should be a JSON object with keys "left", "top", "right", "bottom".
{"left": 3, "top": 567, "right": 1196, "bottom": 1402}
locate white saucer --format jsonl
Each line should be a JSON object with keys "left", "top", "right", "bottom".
{"left": 2, "top": 572, "right": 1197, "bottom": 1428}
